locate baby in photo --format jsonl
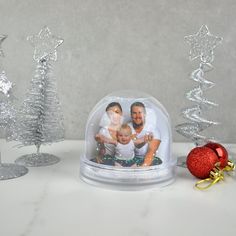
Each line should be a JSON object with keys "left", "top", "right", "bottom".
{"left": 96, "top": 124, "right": 149, "bottom": 167}
{"left": 115, "top": 124, "right": 141, "bottom": 167}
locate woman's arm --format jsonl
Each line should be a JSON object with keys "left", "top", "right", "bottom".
{"left": 95, "top": 134, "right": 117, "bottom": 145}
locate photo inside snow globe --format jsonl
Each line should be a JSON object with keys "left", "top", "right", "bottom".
{"left": 85, "top": 96, "right": 171, "bottom": 169}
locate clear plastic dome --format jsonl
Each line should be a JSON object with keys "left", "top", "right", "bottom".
{"left": 80, "top": 90, "right": 176, "bottom": 190}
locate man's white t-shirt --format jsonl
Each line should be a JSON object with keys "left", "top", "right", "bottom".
{"left": 128, "top": 122, "right": 161, "bottom": 158}
{"left": 115, "top": 140, "right": 135, "bottom": 160}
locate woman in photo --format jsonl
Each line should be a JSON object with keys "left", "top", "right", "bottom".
{"left": 94, "top": 102, "right": 123, "bottom": 165}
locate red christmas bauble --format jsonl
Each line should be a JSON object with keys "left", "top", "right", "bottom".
{"left": 186, "top": 146, "right": 219, "bottom": 179}
{"left": 204, "top": 142, "right": 228, "bottom": 168}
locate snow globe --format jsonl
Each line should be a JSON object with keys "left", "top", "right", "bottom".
{"left": 80, "top": 90, "right": 176, "bottom": 190}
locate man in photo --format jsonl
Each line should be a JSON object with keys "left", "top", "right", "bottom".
{"left": 129, "top": 102, "right": 162, "bottom": 167}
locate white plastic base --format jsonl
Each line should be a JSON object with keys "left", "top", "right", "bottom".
{"left": 80, "top": 155, "right": 176, "bottom": 190}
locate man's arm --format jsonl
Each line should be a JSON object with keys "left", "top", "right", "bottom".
{"left": 141, "top": 139, "right": 161, "bottom": 167}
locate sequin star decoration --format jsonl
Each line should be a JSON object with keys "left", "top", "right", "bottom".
{"left": 0, "top": 71, "right": 13, "bottom": 97}
{"left": 185, "top": 25, "right": 223, "bottom": 63}
{"left": 27, "top": 26, "right": 64, "bottom": 62}
{"left": 0, "top": 34, "right": 7, "bottom": 57}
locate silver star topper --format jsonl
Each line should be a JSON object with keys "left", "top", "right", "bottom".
{"left": 185, "top": 25, "right": 223, "bottom": 63}
{"left": 0, "top": 71, "right": 13, "bottom": 96}
{"left": 27, "top": 26, "right": 64, "bottom": 62}
{"left": 0, "top": 34, "right": 7, "bottom": 57}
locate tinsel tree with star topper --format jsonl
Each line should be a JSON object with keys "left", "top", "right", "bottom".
{"left": 14, "top": 26, "right": 65, "bottom": 167}
{"left": 0, "top": 34, "right": 28, "bottom": 180}
{"left": 175, "top": 25, "right": 223, "bottom": 146}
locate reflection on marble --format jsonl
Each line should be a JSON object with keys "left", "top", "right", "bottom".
{"left": 0, "top": 140, "right": 235, "bottom": 236}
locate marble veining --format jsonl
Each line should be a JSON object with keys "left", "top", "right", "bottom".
{"left": 0, "top": 140, "right": 236, "bottom": 236}
{"left": 20, "top": 179, "right": 50, "bottom": 236}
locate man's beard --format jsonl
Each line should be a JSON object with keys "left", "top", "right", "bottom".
{"left": 133, "top": 121, "right": 144, "bottom": 129}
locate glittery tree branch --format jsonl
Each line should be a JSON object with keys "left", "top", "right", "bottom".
{"left": 0, "top": 35, "right": 16, "bottom": 136}
{"left": 13, "top": 59, "right": 65, "bottom": 149}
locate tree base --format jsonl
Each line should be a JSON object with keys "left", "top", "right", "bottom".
{"left": 0, "top": 163, "right": 28, "bottom": 180}
{"left": 15, "top": 153, "right": 60, "bottom": 167}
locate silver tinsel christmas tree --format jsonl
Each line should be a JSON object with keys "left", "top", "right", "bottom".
{"left": 14, "top": 26, "right": 65, "bottom": 167}
{"left": 176, "top": 25, "right": 223, "bottom": 146}
{"left": 0, "top": 71, "right": 15, "bottom": 132}
{"left": 0, "top": 34, "right": 28, "bottom": 180}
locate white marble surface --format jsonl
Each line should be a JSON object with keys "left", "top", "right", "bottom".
{"left": 0, "top": 140, "right": 236, "bottom": 236}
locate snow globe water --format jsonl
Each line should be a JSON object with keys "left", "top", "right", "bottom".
{"left": 80, "top": 90, "right": 176, "bottom": 190}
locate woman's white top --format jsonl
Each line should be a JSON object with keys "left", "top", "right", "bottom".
{"left": 98, "top": 127, "right": 115, "bottom": 156}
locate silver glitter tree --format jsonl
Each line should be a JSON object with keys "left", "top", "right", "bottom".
{"left": 0, "top": 34, "right": 28, "bottom": 180}
{"left": 176, "top": 25, "right": 223, "bottom": 146}
{"left": 0, "top": 71, "right": 15, "bottom": 133}
{"left": 14, "top": 26, "right": 65, "bottom": 167}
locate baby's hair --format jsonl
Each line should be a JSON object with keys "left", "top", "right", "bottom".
{"left": 118, "top": 124, "right": 132, "bottom": 135}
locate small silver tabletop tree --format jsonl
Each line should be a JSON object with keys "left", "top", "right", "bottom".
{"left": 14, "top": 26, "right": 65, "bottom": 167}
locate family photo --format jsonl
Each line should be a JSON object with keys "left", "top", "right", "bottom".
{"left": 91, "top": 101, "right": 163, "bottom": 168}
